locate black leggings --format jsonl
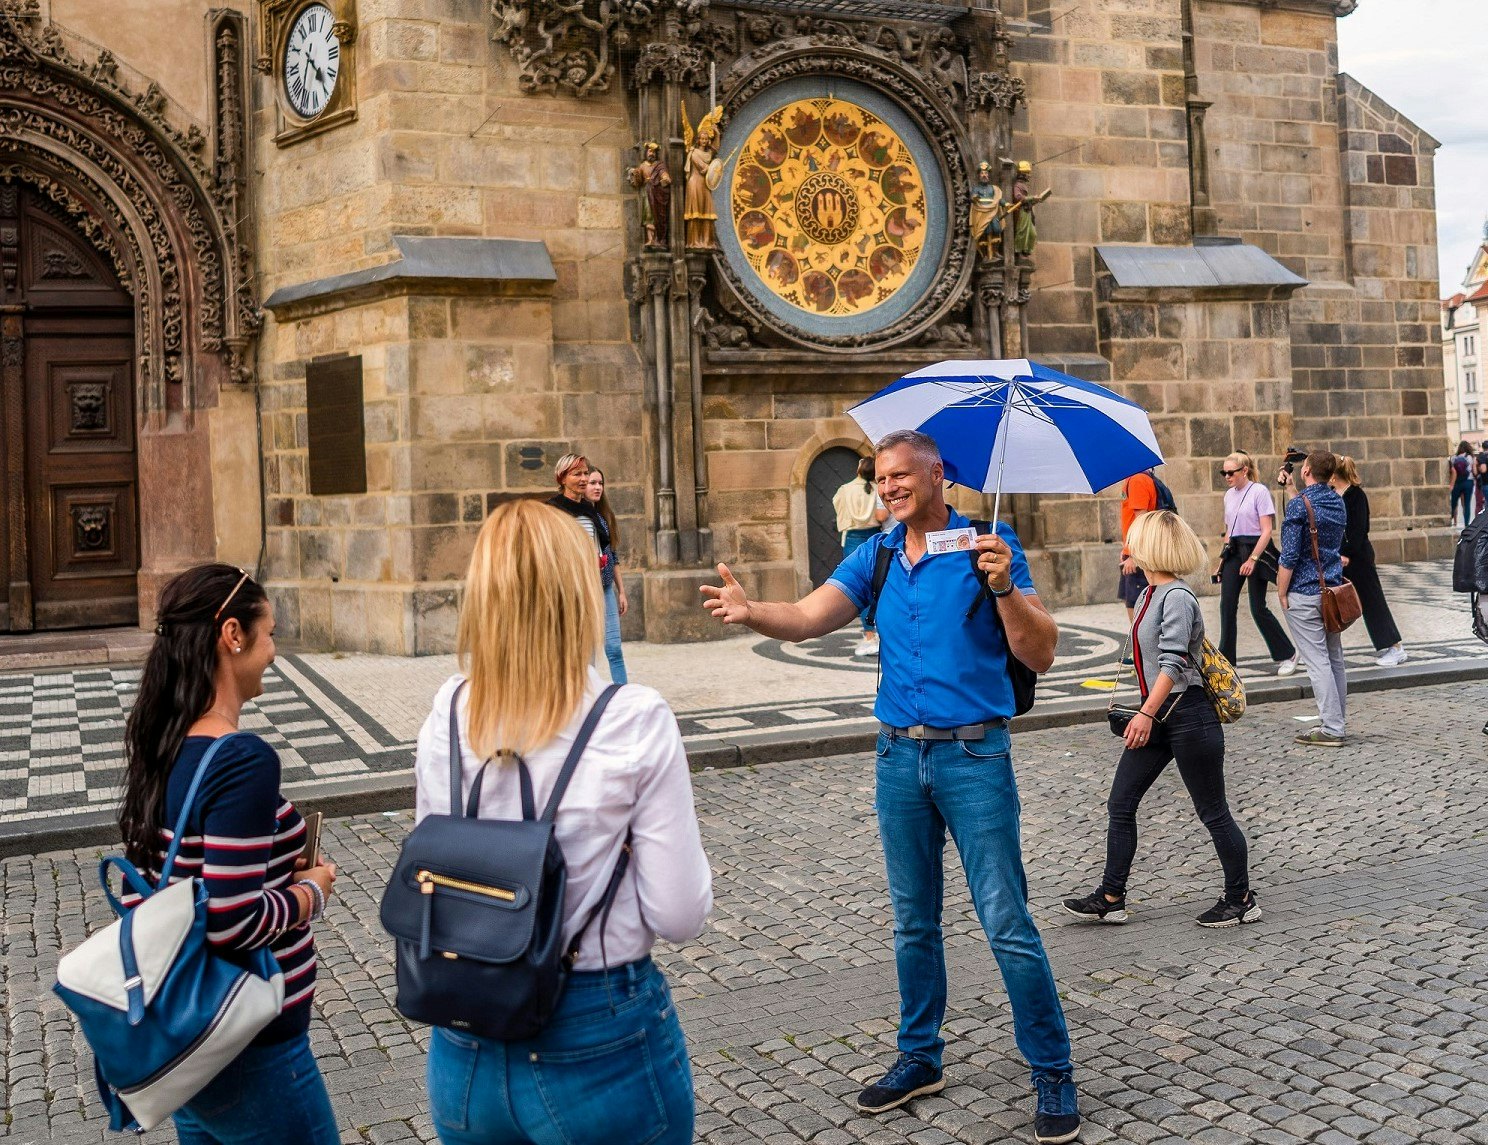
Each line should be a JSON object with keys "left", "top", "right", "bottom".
{"left": 1218, "top": 536, "right": 1295, "bottom": 665}
{"left": 1100, "top": 690, "right": 1250, "bottom": 903}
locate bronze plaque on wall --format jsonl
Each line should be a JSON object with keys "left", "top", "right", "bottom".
{"left": 306, "top": 354, "right": 367, "bottom": 496}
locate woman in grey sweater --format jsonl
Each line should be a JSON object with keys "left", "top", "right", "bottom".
{"left": 1062, "top": 511, "right": 1260, "bottom": 929}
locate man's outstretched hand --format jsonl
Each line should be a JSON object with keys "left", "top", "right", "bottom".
{"left": 700, "top": 563, "right": 752, "bottom": 626}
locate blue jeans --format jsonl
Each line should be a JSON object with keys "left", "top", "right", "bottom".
{"left": 1453, "top": 478, "right": 1475, "bottom": 526}
{"left": 173, "top": 1032, "right": 338, "bottom": 1144}
{"left": 874, "top": 728, "right": 1072, "bottom": 1080}
{"left": 426, "top": 958, "right": 693, "bottom": 1145}
{"left": 602, "top": 581, "right": 628, "bottom": 684}
{"left": 843, "top": 528, "right": 879, "bottom": 631}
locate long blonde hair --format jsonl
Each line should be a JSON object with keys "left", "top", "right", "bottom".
{"left": 457, "top": 500, "right": 602, "bottom": 757}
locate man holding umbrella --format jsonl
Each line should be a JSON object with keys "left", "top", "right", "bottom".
{"left": 700, "top": 429, "right": 1080, "bottom": 1144}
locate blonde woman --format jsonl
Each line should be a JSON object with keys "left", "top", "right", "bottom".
{"left": 1214, "top": 451, "right": 1297, "bottom": 674}
{"left": 1063, "top": 511, "right": 1259, "bottom": 929}
{"left": 414, "top": 501, "right": 712, "bottom": 1145}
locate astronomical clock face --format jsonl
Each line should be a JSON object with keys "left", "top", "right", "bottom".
{"left": 716, "top": 80, "right": 947, "bottom": 342}
{"left": 731, "top": 99, "right": 927, "bottom": 319}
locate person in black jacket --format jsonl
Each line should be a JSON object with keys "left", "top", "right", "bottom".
{"left": 1330, "top": 456, "right": 1406, "bottom": 667}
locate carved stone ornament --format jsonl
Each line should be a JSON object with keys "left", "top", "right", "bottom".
{"left": 708, "top": 46, "right": 974, "bottom": 352}
{"left": 968, "top": 70, "right": 1025, "bottom": 112}
{"left": 0, "top": 12, "right": 260, "bottom": 395}
{"left": 491, "top": 0, "right": 659, "bottom": 97}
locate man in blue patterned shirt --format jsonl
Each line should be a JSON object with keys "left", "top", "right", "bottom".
{"left": 1276, "top": 450, "right": 1349, "bottom": 745}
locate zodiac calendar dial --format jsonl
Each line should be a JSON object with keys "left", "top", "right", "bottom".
{"left": 729, "top": 98, "right": 928, "bottom": 319}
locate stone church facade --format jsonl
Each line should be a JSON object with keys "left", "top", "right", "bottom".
{"left": 0, "top": 0, "right": 1449, "bottom": 651}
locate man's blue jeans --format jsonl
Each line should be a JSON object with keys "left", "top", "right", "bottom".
{"left": 173, "top": 1032, "right": 339, "bottom": 1143}
{"left": 426, "top": 957, "right": 693, "bottom": 1144}
{"left": 874, "top": 727, "right": 1072, "bottom": 1080}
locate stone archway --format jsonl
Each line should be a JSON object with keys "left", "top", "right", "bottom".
{"left": 0, "top": 12, "right": 259, "bottom": 631}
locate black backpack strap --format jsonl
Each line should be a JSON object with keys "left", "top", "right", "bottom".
{"left": 451, "top": 679, "right": 537, "bottom": 820}
{"left": 448, "top": 680, "right": 467, "bottom": 818}
{"left": 540, "top": 683, "right": 623, "bottom": 822}
{"left": 864, "top": 543, "right": 894, "bottom": 627}
{"left": 966, "top": 520, "right": 996, "bottom": 621}
{"left": 563, "top": 830, "right": 633, "bottom": 969}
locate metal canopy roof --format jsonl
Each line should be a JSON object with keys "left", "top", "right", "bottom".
{"left": 1097, "top": 240, "right": 1308, "bottom": 294}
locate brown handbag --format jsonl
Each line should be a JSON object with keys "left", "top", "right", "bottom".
{"left": 1302, "top": 493, "right": 1362, "bottom": 633}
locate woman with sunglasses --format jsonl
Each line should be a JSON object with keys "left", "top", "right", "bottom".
{"left": 118, "top": 565, "right": 340, "bottom": 1142}
{"left": 1214, "top": 452, "right": 1297, "bottom": 675}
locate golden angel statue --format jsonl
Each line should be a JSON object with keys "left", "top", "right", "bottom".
{"left": 682, "top": 102, "right": 725, "bottom": 250}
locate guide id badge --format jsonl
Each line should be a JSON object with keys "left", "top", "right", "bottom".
{"left": 925, "top": 526, "right": 977, "bottom": 556}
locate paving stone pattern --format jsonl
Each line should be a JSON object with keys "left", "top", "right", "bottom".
{"left": 4, "top": 682, "right": 1488, "bottom": 1142}
{"left": 0, "top": 657, "right": 409, "bottom": 823}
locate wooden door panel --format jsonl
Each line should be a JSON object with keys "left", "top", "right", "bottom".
{"left": 25, "top": 332, "right": 138, "bottom": 629}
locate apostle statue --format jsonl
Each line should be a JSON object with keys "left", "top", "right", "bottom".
{"left": 1007, "top": 160, "right": 1052, "bottom": 260}
{"left": 628, "top": 141, "right": 672, "bottom": 248}
{"left": 682, "top": 102, "right": 725, "bottom": 250}
{"left": 968, "top": 161, "right": 1004, "bottom": 261}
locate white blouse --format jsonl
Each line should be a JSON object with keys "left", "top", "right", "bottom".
{"left": 413, "top": 668, "right": 713, "bottom": 970}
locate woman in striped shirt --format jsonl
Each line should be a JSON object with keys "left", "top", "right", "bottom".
{"left": 118, "top": 564, "right": 340, "bottom": 1143}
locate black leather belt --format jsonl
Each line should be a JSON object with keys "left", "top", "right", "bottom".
{"left": 879, "top": 721, "right": 1006, "bottom": 741}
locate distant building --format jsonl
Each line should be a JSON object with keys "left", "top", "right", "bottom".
{"left": 1442, "top": 232, "right": 1488, "bottom": 448}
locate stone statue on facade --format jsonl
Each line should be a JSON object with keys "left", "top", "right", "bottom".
{"left": 968, "top": 160, "right": 1004, "bottom": 261}
{"left": 682, "top": 102, "right": 724, "bottom": 250}
{"left": 628, "top": 140, "right": 672, "bottom": 248}
{"left": 1008, "top": 160, "right": 1051, "bottom": 261}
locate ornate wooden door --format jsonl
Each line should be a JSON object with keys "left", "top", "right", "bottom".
{"left": 0, "top": 186, "right": 137, "bottom": 631}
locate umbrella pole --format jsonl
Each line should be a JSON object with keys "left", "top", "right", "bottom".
{"left": 988, "top": 386, "right": 1014, "bottom": 531}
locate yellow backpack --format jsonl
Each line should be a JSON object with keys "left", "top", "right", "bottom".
{"left": 1173, "top": 586, "right": 1246, "bottom": 723}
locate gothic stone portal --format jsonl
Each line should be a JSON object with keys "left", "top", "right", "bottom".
{"left": 0, "top": 185, "right": 139, "bottom": 632}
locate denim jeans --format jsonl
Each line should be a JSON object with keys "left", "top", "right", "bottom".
{"left": 1453, "top": 478, "right": 1475, "bottom": 526}
{"left": 602, "top": 581, "right": 628, "bottom": 684}
{"left": 173, "top": 1032, "right": 339, "bottom": 1144}
{"left": 874, "top": 728, "right": 1072, "bottom": 1080}
{"left": 842, "top": 528, "right": 879, "bottom": 631}
{"left": 1100, "top": 689, "right": 1250, "bottom": 903}
{"left": 426, "top": 958, "right": 693, "bottom": 1145}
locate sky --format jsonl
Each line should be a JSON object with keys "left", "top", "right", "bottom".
{"left": 1336, "top": 0, "right": 1488, "bottom": 296}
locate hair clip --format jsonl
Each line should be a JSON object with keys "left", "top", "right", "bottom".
{"left": 154, "top": 623, "right": 168, "bottom": 636}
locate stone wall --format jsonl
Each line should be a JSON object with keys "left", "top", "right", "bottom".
{"left": 254, "top": 0, "right": 654, "bottom": 652}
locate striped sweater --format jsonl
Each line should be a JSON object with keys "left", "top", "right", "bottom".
{"left": 120, "top": 733, "right": 316, "bottom": 1045}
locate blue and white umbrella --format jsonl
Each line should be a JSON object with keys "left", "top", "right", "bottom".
{"left": 848, "top": 358, "right": 1164, "bottom": 521}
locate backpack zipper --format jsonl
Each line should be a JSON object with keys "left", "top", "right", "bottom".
{"left": 417, "top": 870, "right": 516, "bottom": 901}
{"left": 119, "top": 972, "right": 250, "bottom": 1097}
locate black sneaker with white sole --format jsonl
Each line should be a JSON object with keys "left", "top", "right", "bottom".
{"left": 855, "top": 1055, "right": 944, "bottom": 1114}
{"left": 1196, "top": 893, "right": 1262, "bottom": 928}
{"left": 1061, "top": 890, "right": 1128, "bottom": 924}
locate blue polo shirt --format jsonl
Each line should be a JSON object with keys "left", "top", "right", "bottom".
{"left": 827, "top": 509, "right": 1037, "bottom": 727}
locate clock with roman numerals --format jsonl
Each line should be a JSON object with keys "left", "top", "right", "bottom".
{"left": 283, "top": 3, "right": 340, "bottom": 119}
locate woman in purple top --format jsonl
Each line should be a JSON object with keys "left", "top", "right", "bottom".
{"left": 1213, "top": 452, "right": 1296, "bottom": 674}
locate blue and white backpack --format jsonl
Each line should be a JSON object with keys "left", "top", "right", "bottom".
{"left": 53, "top": 734, "right": 285, "bottom": 1131}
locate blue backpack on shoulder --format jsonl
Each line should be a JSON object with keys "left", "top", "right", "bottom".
{"left": 53, "top": 734, "right": 285, "bottom": 1132}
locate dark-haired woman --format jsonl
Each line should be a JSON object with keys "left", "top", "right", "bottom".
{"left": 584, "top": 466, "right": 629, "bottom": 684}
{"left": 119, "top": 564, "right": 340, "bottom": 1143}
{"left": 1451, "top": 441, "right": 1475, "bottom": 527}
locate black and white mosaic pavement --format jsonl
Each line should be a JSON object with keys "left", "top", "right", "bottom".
{"left": 0, "top": 656, "right": 411, "bottom": 822}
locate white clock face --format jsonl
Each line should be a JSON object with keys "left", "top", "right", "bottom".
{"left": 284, "top": 4, "right": 340, "bottom": 119}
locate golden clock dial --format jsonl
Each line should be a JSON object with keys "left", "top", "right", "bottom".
{"left": 730, "top": 99, "right": 927, "bottom": 318}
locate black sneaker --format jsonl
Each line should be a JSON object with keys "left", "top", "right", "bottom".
{"left": 855, "top": 1054, "right": 944, "bottom": 1114}
{"left": 1061, "top": 890, "right": 1128, "bottom": 924}
{"left": 1196, "top": 893, "right": 1262, "bottom": 928}
{"left": 1033, "top": 1073, "right": 1081, "bottom": 1143}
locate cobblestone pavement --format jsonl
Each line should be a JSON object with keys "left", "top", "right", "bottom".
{"left": 4, "top": 680, "right": 1488, "bottom": 1142}
{"left": 0, "top": 560, "right": 1479, "bottom": 827}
